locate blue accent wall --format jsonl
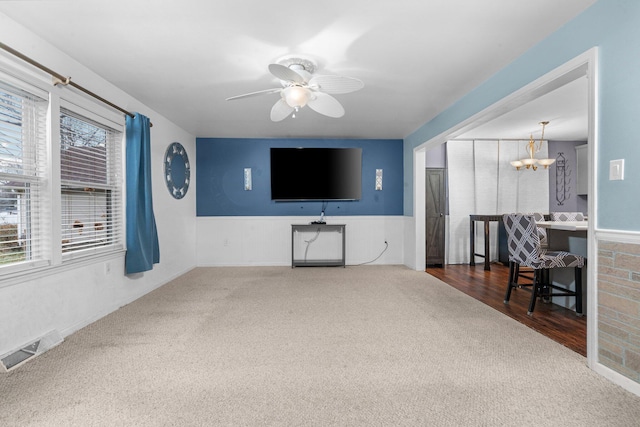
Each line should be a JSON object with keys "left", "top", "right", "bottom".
{"left": 196, "top": 138, "right": 403, "bottom": 216}
{"left": 403, "top": 0, "right": 640, "bottom": 231}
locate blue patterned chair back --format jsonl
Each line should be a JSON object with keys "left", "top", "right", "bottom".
{"left": 523, "top": 212, "right": 547, "bottom": 246}
{"left": 550, "top": 212, "right": 585, "bottom": 221}
{"left": 503, "top": 213, "right": 585, "bottom": 269}
{"left": 503, "top": 214, "right": 542, "bottom": 268}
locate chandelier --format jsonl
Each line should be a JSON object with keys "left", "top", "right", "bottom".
{"left": 510, "top": 121, "right": 556, "bottom": 171}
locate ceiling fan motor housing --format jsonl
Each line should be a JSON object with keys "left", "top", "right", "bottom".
{"left": 277, "top": 57, "right": 314, "bottom": 85}
{"left": 277, "top": 57, "right": 316, "bottom": 74}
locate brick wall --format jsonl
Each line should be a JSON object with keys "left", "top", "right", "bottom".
{"left": 598, "top": 240, "right": 640, "bottom": 382}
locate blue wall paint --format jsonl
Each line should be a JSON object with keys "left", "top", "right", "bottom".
{"left": 403, "top": 0, "right": 640, "bottom": 231}
{"left": 196, "top": 138, "right": 403, "bottom": 216}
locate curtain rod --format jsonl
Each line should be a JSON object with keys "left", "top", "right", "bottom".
{"left": 0, "top": 42, "right": 152, "bottom": 126}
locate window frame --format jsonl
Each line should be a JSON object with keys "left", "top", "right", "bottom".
{"left": 0, "top": 59, "right": 126, "bottom": 285}
{"left": 0, "top": 71, "right": 51, "bottom": 276}
{"left": 58, "top": 100, "right": 124, "bottom": 262}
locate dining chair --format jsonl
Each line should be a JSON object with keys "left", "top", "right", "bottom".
{"left": 550, "top": 212, "right": 585, "bottom": 221}
{"left": 528, "top": 212, "right": 548, "bottom": 247}
{"left": 512, "top": 212, "right": 548, "bottom": 285}
{"left": 502, "top": 213, "right": 585, "bottom": 316}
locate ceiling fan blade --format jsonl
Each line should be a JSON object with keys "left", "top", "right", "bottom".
{"left": 268, "top": 63, "right": 306, "bottom": 84}
{"left": 225, "top": 88, "right": 281, "bottom": 101}
{"left": 307, "top": 92, "right": 345, "bottom": 118}
{"left": 270, "top": 99, "right": 294, "bottom": 122}
{"left": 308, "top": 75, "right": 364, "bottom": 94}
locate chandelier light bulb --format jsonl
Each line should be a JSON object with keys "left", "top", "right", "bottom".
{"left": 510, "top": 160, "right": 523, "bottom": 170}
{"left": 537, "top": 158, "right": 556, "bottom": 168}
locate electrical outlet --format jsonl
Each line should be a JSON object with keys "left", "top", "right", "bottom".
{"left": 223, "top": 238, "right": 230, "bottom": 247}
{"left": 104, "top": 262, "right": 111, "bottom": 275}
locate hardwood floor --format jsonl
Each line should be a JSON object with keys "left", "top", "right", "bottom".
{"left": 426, "top": 262, "right": 587, "bottom": 356}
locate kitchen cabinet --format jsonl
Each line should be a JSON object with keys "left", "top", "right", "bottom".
{"left": 576, "top": 144, "right": 588, "bottom": 196}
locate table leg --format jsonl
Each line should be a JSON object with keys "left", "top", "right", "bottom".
{"left": 484, "top": 220, "right": 491, "bottom": 271}
{"left": 469, "top": 219, "right": 475, "bottom": 266}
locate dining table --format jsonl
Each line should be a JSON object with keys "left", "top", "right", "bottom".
{"left": 536, "top": 220, "right": 588, "bottom": 233}
{"left": 469, "top": 214, "right": 503, "bottom": 271}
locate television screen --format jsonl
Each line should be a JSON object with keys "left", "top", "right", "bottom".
{"left": 270, "top": 147, "right": 362, "bottom": 201}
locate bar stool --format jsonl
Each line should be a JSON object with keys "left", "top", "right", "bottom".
{"left": 502, "top": 213, "right": 585, "bottom": 316}
{"left": 529, "top": 212, "right": 548, "bottom": 248}
{"left": 513, "top": 212, "right": 548, "bottom": 285}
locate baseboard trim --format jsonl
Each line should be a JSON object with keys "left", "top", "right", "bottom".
{"left": 593, "top": 362, "right": 640, "bottom": 398}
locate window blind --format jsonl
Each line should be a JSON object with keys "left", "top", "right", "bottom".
{"left": 446, "top": 139, "right": 550, "bottom": 265}
{"left": 0, "top": 82, "right": 48, "bottom": 267}
{"left": 60, "top": 108, "right": 123, "bottom": 257}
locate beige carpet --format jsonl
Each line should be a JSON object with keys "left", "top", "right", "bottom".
{"left": 1, "top": 265, "right": 639, "bottom": 426}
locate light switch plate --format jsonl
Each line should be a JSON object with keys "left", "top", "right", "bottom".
{"left": 609, "top": 159, "right": 624, "bottom": 181}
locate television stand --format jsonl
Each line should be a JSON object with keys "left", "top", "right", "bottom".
{"left": 291, "top": 224, "right": 345, "bottom": 267}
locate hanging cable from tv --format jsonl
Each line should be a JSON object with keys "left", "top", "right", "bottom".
{"left": 303, "top": 228, "right": 322, "bottom": 261}
{"left": 311, "top": 201, "right": 328, "bottom": 224}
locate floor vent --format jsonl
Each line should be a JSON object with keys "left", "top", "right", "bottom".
{"left": 1, "top": 330, "right": 63, "bottom": 372}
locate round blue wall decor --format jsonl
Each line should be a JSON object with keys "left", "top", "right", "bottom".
{"left": 164, "top": 142, "right": 190, "bottom": 199}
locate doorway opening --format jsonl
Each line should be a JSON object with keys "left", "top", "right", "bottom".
{"left": 413, "top": 48, "right": 597, "bottom": 363}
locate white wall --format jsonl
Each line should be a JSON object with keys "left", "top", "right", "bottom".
{"left": 197, "top": 216, "right": 405, "bottom": 267}
{"left": 0, "top": 13, "right": 197, "bottom": 357}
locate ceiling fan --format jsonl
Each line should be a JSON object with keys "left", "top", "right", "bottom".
{"left": 226, "top": 57, "right": 364, "bottom": 121}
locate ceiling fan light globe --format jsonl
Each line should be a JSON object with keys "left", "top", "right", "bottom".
{"left": 283, "top": 86, "right": 310, "bottom": 108}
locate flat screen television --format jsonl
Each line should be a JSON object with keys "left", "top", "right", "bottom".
{"left": 270, "top": 147, "right": 362, "bottom": 201}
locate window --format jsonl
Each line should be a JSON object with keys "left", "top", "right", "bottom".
{"left": 0, "top": 81, "right": 48, "bottom": 267}
{"left": 0, "top": 67, "right": 124, "bottom": 275}
{"left": 60, "top": 108, "right": 123, "bottom": 257}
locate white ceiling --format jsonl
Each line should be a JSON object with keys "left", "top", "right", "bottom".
{"left": 0, "top": 0, "right": 595, "bottom": 140}
{"left": 457, "top": 76, "right": 589, "bottom": 141}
